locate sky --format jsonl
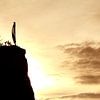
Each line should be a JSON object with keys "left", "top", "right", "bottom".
{"left": 1, "top": 0, "right": 100, "bottom": 100}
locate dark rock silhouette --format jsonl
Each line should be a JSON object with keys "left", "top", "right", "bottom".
{"left": 0, "top": 45, "right": 35, "bottom": 100}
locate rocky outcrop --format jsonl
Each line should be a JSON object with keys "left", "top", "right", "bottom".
{"left": 0, "top": 46, "right": 35, "bottom": 100}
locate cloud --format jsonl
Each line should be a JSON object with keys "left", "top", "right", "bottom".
{"left": 58, "top": 41, "right": 100, "bottom": 84}
{"left": 60, "top": 93, "right": 100, "bottom": 99}
{"left": 76, "top": 75, "right": 100, "bottom": 84}
{"left": 44, "top": 93, "right": 100, "bottom": 100}
{"left": 64, "top": 43, "right": 100, "bottom": 58}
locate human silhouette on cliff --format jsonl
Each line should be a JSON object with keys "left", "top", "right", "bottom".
{"left": 0, "top": 22, "right": 35, "bottom": 99}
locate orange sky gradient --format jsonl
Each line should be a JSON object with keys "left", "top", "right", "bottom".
{"left": 1, "top": 0, "right": 100, "bottom": 100}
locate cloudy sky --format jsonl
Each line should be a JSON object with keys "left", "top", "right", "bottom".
{"left": 1, "top": 0, "right": 100, "bottom": 100}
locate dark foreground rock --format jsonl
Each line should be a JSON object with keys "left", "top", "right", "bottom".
{"left": 0, "top": 46, "right": 35, "bottom": 100}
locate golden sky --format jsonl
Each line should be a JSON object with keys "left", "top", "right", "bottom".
{"left": 1, "top": 0, "right": 100, "bottom": 99}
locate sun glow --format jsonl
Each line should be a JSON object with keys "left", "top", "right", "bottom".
{"left": 26, "top": 55, "right": 54, "bottom": 92}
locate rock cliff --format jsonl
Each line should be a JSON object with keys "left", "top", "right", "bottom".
{"left": 0, "top": 45, "right": 35, "bottom": 100}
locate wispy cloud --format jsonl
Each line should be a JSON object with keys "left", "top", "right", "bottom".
{"left": 61, "top": 93, "right": 100, "bottom": 99}
{"left": 44, "top": 93, "right": 100, "bottom": 100}
{"left": 76, "top": 75, "right": 100, "bottom": 84}
{"left": 57, "top": 41, "right": 100, "bottom": 84}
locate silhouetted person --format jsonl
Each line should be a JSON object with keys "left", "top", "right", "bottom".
{"left": 0, "top": 45, "right": 35, "bottom": 100}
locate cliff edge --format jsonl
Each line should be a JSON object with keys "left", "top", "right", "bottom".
{"left": 0, "top": 45, "right": 35, "bottom": 100}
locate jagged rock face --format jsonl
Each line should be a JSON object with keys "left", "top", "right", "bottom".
{"left": 0, "top": 46, "right": 35, "bottom": 100}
